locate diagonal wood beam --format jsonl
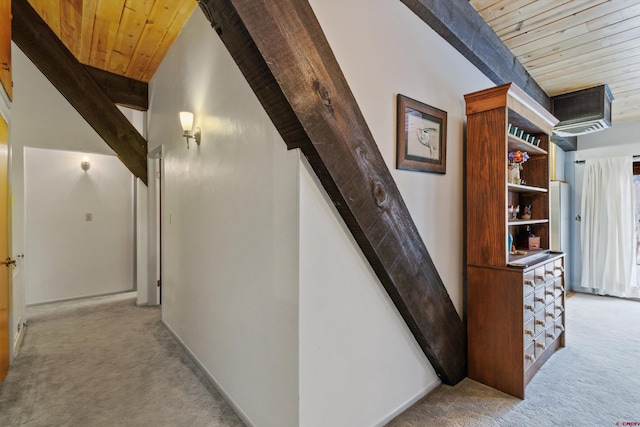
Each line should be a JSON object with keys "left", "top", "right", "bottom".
{"left": 11, "top": 0, "right": 148, "bottom": 183}
{"left": 198, "top": 0, "right": 466, "bottom": 384}
{"left": 84, "top": 65, "right": 148, "bottom": 111}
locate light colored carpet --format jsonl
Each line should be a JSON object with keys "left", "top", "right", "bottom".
{"left": 388, "top": 293, "right": 640, "bottom": 426}
{"left": 0, "top": 292, "right": 244, "bottom": 427}
{"left": 2, "top": 292, "right": 638, "bottom": 426}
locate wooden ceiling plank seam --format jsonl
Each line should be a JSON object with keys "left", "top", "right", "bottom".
{"left": 28, "top": 0, "right": 62, "bottom": 37}
{"left": 78, "top": 0, "right": 98, "bottom": 64}
{"left": 522, "top": 32, "right": 640, "bottom": 72}
{"left": 106, "top": 0, "right": 155, "bottom": 76}
{"left": 542, "top": 64, "right": 640, "bottom": 95}
{"left": 506, "top": 1, "right": 640, "bottom": 52}
{"left": 492, "top": 0, "right": 602, "bottom": 37}
{"left": 469, "top": 0, "right": 505, "bottom": 14}
{"left": 520, "top": 22, "right": 640, "bottom": 67}
{"left": 532, "top": 49, "right": 640, "bottom": 81}
{"left": 475, "top": 0, "right": 538, "bottom": 24}
{"left": 125, "top": 0, "right": 188, "bottom": 81}
{"left": 140, "top": 0, "right": 195, "bottom": 82}
{"left": 59, "top": 0, "right": 83, "bottom": 57}
{"left": 512, "top": 12, "right": 640, "bottom": 60}
{"left": 545, "top": 65, "right": 639, "bottom": 96}
{"left": 88, "top": 0, "right": 126, "bottom": 69}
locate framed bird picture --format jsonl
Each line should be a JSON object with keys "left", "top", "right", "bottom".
{"left": 396, "top": 94, "right": 447, "bottom": 174}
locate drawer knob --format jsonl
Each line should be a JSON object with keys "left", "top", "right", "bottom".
{"left": 524, "top": 280, "right": 535, "bottom": 287}
{"left": 555, "top": 266, "right": 564, "bottom": 273}
{"left": 525, "top": 354, "right": 536, "bottom": 362}
{"left": 524, "top": 304, "right": 534, "bottom": 312}
{"left": 546, "top": 332, "right": 556, "bottom": 340}
{"left": 555, "top": 284, "right": 565, "bottom": 292}
{"left": 535, "top": 297, "right": 545, "bottom": 303}
{"left": 535, "top": 275, "right": 544, "bottom": 281}
{"left": 545, "top": 290, "right": 554, "bottom": 296}
{"left": 556, "top": 324, "right": 565, "bottom": 332}
{"left": 535, "top": 319, "right": 545, "bottom": 326}
{"left": 555, "top": 305, "right": 564, "bottom": 313}
{"left": 536, "top": 342, "right": 547, "bottom": 350}
{"left": 545, "top": 311, "right": 555, "bottom": 318}
{"left": 525, "top": 329, "right": 534, "bottom": 336}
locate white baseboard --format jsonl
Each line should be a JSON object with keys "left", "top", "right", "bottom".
{"left": 375, "top": 378, "right": 441, "bottom": 426}
{"left": 161, "top": 320, "right": 256, "bottom": 427}
{"left": 27, "top": 289, "right": 136, "bottom": 306}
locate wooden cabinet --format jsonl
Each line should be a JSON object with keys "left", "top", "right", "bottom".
{"left": 464, "top": 83, "right": 565, "bottom": 398}
{"left": 0, "top": 0, "right": 11, "bottom": 100}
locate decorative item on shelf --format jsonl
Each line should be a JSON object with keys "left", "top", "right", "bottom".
{"left": 522, "top": 205, "right": 532, "bottom": 220}
{"left": 507, "top": 150, "right": 530, "bottom": 184}
{"left": 508, "top": 233, "right": 514, "bottom": 256}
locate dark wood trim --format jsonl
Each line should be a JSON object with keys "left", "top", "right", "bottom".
{"left": 633, "top": 161, "right": 640, "bottom": 176}
{"left": 398, "top": 0, "right": 550, "bottom": 112}
{"left": 198, "top": 0, "right": 466, "bottom": 384}
{"left": 84, "top": 65, "right": 148, "bottom": 111}
{"left": 11, "top": 0, "right": 147, "bottom": 183}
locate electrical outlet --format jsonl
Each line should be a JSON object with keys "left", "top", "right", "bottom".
{"left": 86, "top": 213, "right": 93, "bottom": 221}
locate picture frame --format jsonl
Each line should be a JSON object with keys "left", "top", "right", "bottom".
{"left": 396, "top": 94, "right": 447, "bottom": 174}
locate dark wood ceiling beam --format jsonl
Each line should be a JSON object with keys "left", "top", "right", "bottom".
{"left": 84, "top": 65, "right": 148, "bottom": 111}
{"left": 197, "top": 0, "right": 466, "bottom": 384}
{"left": 11, "top": 0, "right": 148, "bottom": 183}
{"left": 397, "top": 0, "right": 577, "bottom": 152}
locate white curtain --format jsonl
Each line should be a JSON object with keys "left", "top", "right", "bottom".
{"left": 581, "top": 156, "right": 638, "bottom": 297}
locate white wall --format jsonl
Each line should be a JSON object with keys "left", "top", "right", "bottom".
{"left": 298, "top": 1, "right": 494, "bottom": 424}
{"left": 24, "top": 148, "right": 134, "bottom": 304}
{"left": 148, "top": 1, "right": 497, "bottom": 425}
{"left": 147, "top": 11, "right": 300, "bottom": 427}
{"left": 565, "top": 120, "right": 640, "bottom": 291}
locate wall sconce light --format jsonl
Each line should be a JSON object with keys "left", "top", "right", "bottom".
{"left": 81, "top": 156, "right": 91, "bottom": 172}
{"left": 179, "top": 111, "right": 201, "bottom": 149}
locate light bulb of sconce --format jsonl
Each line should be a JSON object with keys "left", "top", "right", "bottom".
{"left": 179, "top": 111, "right": 194, "bottom": 132}
{"left": 81, "top": 156, "right": 91, "bottom": 172}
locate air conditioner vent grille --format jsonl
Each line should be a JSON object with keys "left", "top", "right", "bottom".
{"left": 553, "top": 118, "right": 610, "bottom": 137}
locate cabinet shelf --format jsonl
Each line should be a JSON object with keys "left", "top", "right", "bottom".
{"left": 508, "top": 183, "right": 548, "bottom": 193}
{"left": 508, "top": 219, "right": 549, "bottom": 226}
{"left": 508, "top": 134, "right": 547, "bottom": 156}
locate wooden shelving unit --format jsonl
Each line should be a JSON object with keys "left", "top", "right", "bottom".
{"left": 464, "top": 83, "right": 566, "bottom": 399}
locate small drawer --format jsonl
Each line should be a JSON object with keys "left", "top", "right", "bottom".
{"left": 543, "top": 262, "right": 556, "bottom": 284}
{"left": 534, "top": 266, "right": 546, "bottom": 287}
{"left": 534, "top": 312, "right": 546, "bottom": 336}
{"left": 524, "top": 318, "right": 535, "bottom": 347}
{"left": 555, "top": 316, "right": 565, "bottom": 335}
{"left": 545, "top": 324, "right": 558, "bottom": 347}
{"left": 534, "top": 288, "right": 546, "bottom": 312}
{"left": 553, "top": 259, "right": 564, "bottom": 278}
{"left": 524, "top": 342, "right": 536, "bottom": 370}
{"left": 534, "top": 337, "right": 547, "bottom": 359}
{"left": 545, "top": 304, "right": 556, "bottom": 323}
{"left": 552, "top": 279, "right": 565, "bottom": 299}
{"left": 523, "top": 271, "right": 536, "bottom": 296}
{"left": 524, "top": 293, "right": 535, "bottom": 322}
{"left": 544, "top": 284, "right": 556, "bottom": 305}
{"left": 554, "top": 298, "right": 565, "bottom": 319}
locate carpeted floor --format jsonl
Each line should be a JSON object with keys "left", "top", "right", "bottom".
{"left": 1, "top": 292, "right": 638, "bottom": 426}
{"left": 0, "top": 292, "right": 244, "bottom": 427}
{"left": 388, "top": 293, "right": 640, "bottom": 426}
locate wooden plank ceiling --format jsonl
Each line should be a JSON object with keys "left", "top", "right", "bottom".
{"left": 27, "top": 0, "right": 196, "bottom": 83}
{"left": 470, "top": 0, "right": 640, "bottom": 124}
